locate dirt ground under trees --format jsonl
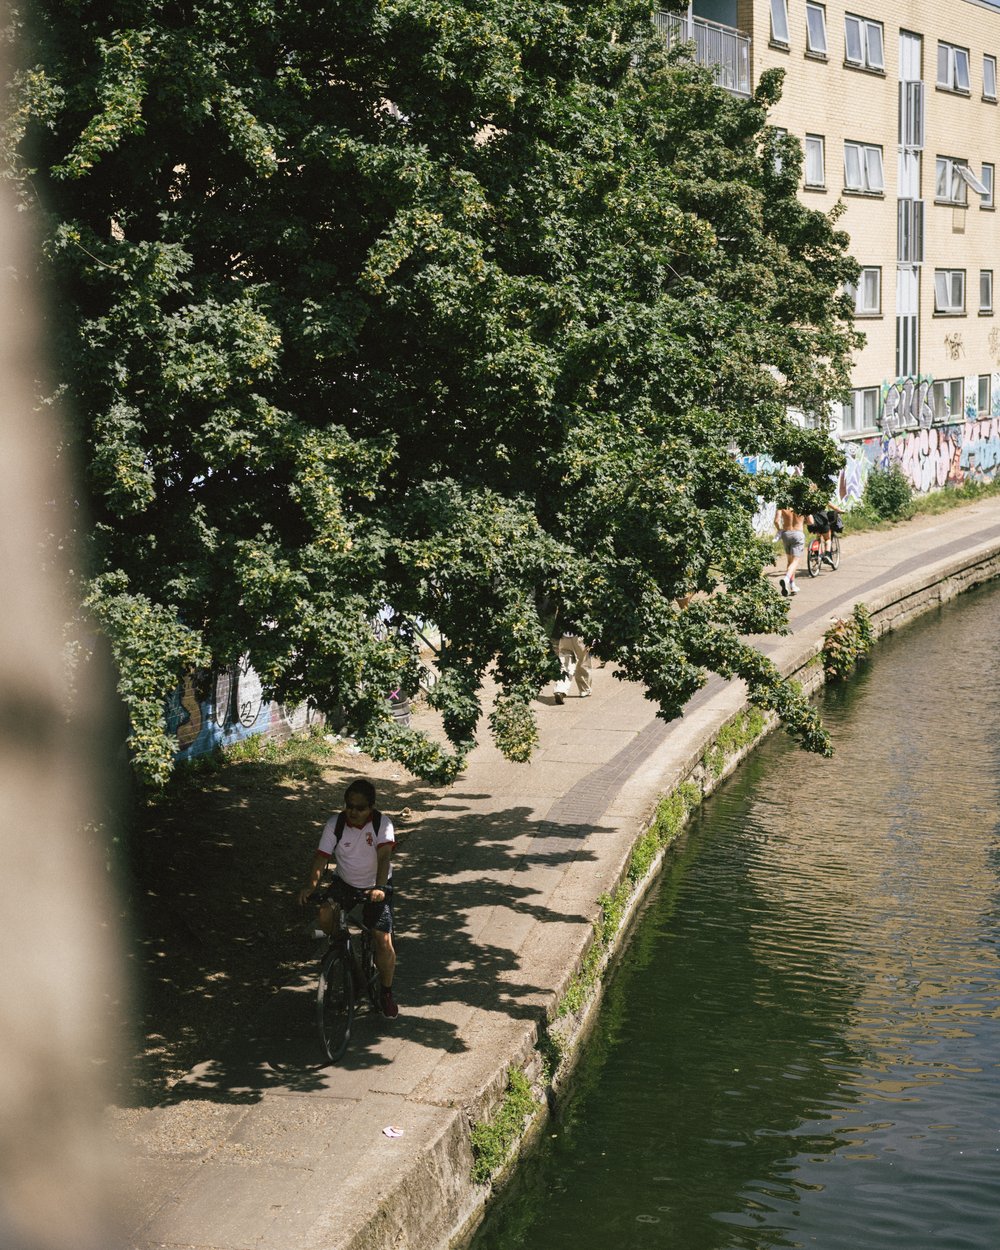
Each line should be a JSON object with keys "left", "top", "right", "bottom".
{"left": 115, "top": 736, "right": 433, "bottom": 1107}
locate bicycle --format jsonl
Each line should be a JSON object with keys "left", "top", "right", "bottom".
{"left": 315, "top": 893, "right": 381, "bottom": 1063}
{"left": 806, "top": 530, "right": 841, "bottom": 577}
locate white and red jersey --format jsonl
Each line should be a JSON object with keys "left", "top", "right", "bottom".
{"left": 317, "top": 812, "right": 395, "bottom": 889}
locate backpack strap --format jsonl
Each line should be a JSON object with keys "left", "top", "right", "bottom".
{"left": 333, "top": 809, "right": 382, "bottom": 848}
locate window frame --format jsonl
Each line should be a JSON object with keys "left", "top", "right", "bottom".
{"left": 980, "top": 269, "right": 994, "bottom": 314}
{"left": 841, "top": 386, "right": 880, "bottom": 435}
{"left": 805, "top": 3, "right": 828, "bottom": 57}
{"left": 844, "top": 14, "right": 885, "bottom": 71}
{"left": 985, "top": 54, "right": 998, "bottom": 100}
{"left": 844, "top": 140, "right": 885, "bottom": 194}
{"left": 981, "top": 163, "right": 995, "bottom": 208}
{"left": 934, "top": 268, "right": 966, "bottom": 315}
{"left": 935, "top": 155, "right": 969, "bottom": 206}
{"left": 847, "top": 266, "right": 882, "bottom": 316}
{"left": 770, "top": 126, "right": 788, "bottom": 175}
{"left": 930, "top": 378, "right": 964, "bottom": 421}
{"left": 938, "top": 41, "right": 971, "bottom": 93}
{"left": 770, "top": 0, "right": 790, "bottom": 47}
{"left": 978, "top": 374, "right": 992, "bottom": 416}
{"left": 804, "top": 133, "right": 826, "bottom": 188}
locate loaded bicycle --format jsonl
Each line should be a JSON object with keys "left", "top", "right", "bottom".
{"left": 314, "top": 893, "right": 382, "bottom": 1063}
{"left": 806, "top": 529, "right": 841, "bottom": 577}
{"left": 806, "top": 507, "right": 843, "bottom": 578}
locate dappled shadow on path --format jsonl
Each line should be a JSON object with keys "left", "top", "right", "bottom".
{"left": 120, "top": 760, "right": 605, "bottom": 1108}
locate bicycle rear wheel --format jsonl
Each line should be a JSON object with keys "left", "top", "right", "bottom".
{"left": 829, "top": 534, "right": 841, "bottom": 570}
{"left": 807, "top": 539, "right": 822, "bottom": 577}
{"left": 318, "top": 945, "right": 354, "bottom": 1062}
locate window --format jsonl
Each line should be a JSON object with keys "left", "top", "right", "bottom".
{"left": 841, "top": 387, "right": 880, "bottom": 433}
{"left": 898, "top": 198, "right": 924, "bottom": 262}
{"left": 845, "top": 15, "right": 884, "bottom": 70}
{"left": 981, "top": 269, "right": 993, "bottom": 313}
{"left": 844, "top": 141, "right": 884, "bottom": 193}
{"left": 846, "top": 267, "right": 881, "bottom": 315}
{"left": 899, "top": 81, "right": 925, "bottom": 148}
{"left": 930, "top": 378, "right": 963, "bottom": 419}
{"left": 985, "top": 55, "right": 998, "bottom": 100}
{"left": 934, "top": 269, "right": 966, "bottom": 314}
{"left": 938, "top": 42, "right": 971, "bottom": 92}
{"left": 978, "top": 374, "right": 992, "bottom": 415}
{"left": 806, "top": 3, "right": 827, "bottom": 55}
{"left": 982, "top": 163, "right": 994, "bottom": 207}
{"left": 770, "top": 127, "right": 787, "bottom": 174}
{"left": 936, "top": 156, "right": 968, "bottom": 205}
{"left": 770, "top": 0, "right": 789, "bottom": 45}
{"left": 804, "top": 134, "right": 825, "bottom": 187}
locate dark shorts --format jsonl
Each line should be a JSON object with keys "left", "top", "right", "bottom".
{"left": 319, "top": 875, "right": 394, "bottom": 934}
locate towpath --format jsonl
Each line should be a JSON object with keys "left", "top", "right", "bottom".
{"left": 117, "top": 495, "right": 1000, "bottom": 1250}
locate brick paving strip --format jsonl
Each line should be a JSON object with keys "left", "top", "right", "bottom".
{"left": 114, "top": 497, "right": 1000, "bottom": 1250}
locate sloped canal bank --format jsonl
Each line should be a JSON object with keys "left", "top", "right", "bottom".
{"left": 471, "top": 581, "right": 1000, "bottom": 1250}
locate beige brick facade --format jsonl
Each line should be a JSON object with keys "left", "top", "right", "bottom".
{"left": 679, "top": 1, "right": 1000, "bottom": 493}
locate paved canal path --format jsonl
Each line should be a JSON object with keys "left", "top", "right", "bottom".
{"left": 472, "top": 582, "right": 1000, "bottom": 1250}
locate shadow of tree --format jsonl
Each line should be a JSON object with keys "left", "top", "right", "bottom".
{"left": 120, "top": 758, "right": 603, "bottom": 1108}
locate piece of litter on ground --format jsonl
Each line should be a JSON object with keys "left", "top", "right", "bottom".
{"left": 348, "top": 745, "right": 362, "bottom": 754}
{"left": 382, "top": 1126, "right": 404, "bottom": 1138}
{"left": 390, "top": 773, "right": 401, "bottom": 780}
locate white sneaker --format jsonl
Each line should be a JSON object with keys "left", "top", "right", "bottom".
{"left": 790, "top": 582, "right": 799, "bottom": 595}
{"left": 779, "top": 576, "right": 789, "bottom": 596}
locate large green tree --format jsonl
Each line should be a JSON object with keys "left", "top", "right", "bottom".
{"left": 5, "top": 1, "right": 860, "bottom": 786}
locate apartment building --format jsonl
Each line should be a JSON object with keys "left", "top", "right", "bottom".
{"left": 660, "top": 1, "right": 1000, "bottom": 500}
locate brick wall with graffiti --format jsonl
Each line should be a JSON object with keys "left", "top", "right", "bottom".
{"left": 837, "top": 371, "right": 1000, "bottom": 505}
{"left": 165, "top": 656, "right": 321, "bottom": 762}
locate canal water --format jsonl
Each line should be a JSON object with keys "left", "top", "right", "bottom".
{"left": 471, "top": 583, "right": 1000, "bottom": 1250}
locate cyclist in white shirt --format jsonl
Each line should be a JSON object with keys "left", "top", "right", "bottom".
{"left": 298, "top": 778, "right": 398, "bottom": 1018}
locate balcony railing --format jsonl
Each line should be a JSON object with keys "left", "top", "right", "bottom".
{"left": 654, "top": 10, "right": 752, "bottom": 98}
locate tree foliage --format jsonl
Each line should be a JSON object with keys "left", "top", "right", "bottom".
{"left": 5, "top": 1, "right": 860, "bottom": 786}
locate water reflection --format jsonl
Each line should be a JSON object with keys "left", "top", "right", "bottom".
{"left": 472, "top": 586, "right": 1000, "bottom": 1250}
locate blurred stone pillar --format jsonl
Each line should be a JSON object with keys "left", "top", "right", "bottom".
{"left": 0, "top": 34, "right": 125, "bottom": 1250}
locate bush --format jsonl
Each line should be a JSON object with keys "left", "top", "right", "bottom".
{"left": 863, "top": 463, "right": 914, "bottom": 520}
{"left": 823, "top": 604, "right": 875, "bottom": 681}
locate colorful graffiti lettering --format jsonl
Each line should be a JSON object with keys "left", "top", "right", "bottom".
{"left": 166, "top": 657, "right": 318, "bottom": 762}
{"left": 960, "top": 417, "right": 1000, "bottom": 478}
{"left": 835, "top": 417, "right": 1000, "bottom": 500}
{"left": 881, "top": 376, "right": 933, "bottom": 433}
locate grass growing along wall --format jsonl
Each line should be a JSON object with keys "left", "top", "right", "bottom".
{"left": 470, "top": 1067, "right": 537, "bottom": 1185}
{"left": 557, "top": 781, "right": 702, "bottom": 1019}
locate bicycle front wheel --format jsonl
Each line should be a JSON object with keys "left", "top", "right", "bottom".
{"left": 807, "top": 539, "right": 822, "bottom": 578}
{"left": 318, "top": 946, "right": 354, "bottom": 1062}
{"left": 829, "top": 534, "right": 841, "bottom": 570}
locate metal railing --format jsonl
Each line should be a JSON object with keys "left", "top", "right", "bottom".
{"left": 654, "top": 10, "right": 752, "bottom": 98}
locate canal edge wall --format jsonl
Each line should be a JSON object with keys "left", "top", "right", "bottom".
{"left": 441, "top": 526, "right": 1000, "bottom": 1250}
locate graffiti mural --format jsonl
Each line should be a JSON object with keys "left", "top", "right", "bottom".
{"left": 165, "top": 656, "right": 319, "bottom": 762}
{"left": 835, "top": 417, "right": 1000, "bottom": 504}
{"left": 738, "top": 452, "right": 782, "bottom": 536}
{"left": 881, "top": 376, "right": 933, "bottom": 433}
{"left": 959, "top": 417, "right": 1000, "bottom": 478}
{"left": 830, "top": 371, "right": 1000, "bottom": 504}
